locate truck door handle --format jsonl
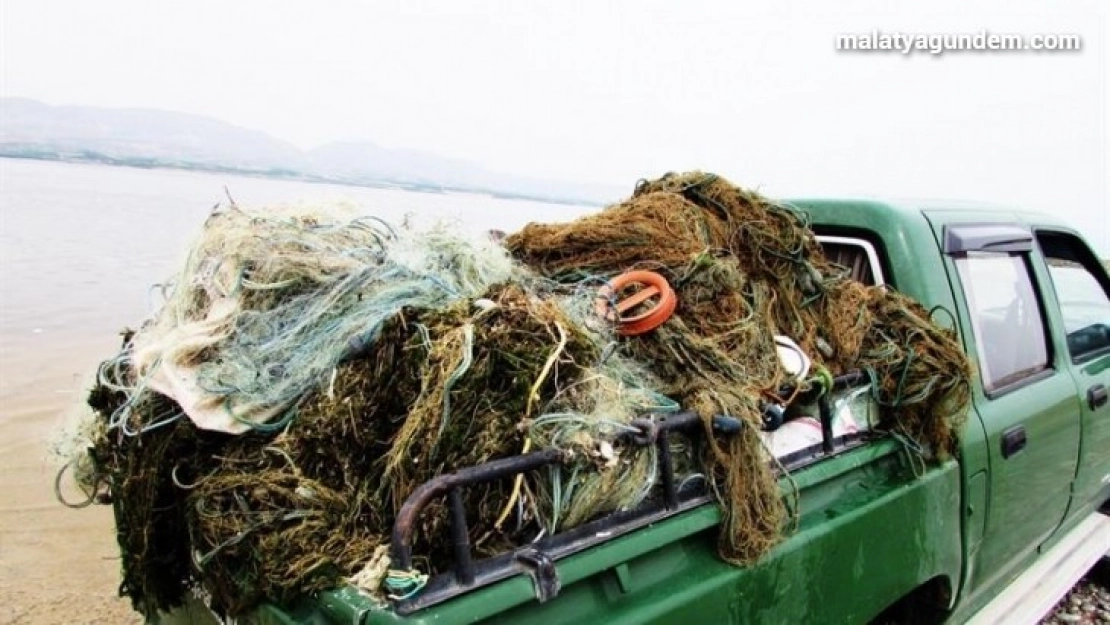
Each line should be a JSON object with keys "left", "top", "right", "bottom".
{"left": 1089, "top": 384, "right": 1108, "bottom": 411}
{"left": 1001, "top": 426, "right": 1026, "bottom": 459}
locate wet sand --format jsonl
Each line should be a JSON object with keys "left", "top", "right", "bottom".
{"left": 0, "top": 342, "right": 139, "bottom": 624}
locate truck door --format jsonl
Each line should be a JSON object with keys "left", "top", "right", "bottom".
{"left": 944, "top": 224, "right": 1082, "bottom": 589}
{"left": 1035, "top": 230, "right": 1110, "bottom": 512}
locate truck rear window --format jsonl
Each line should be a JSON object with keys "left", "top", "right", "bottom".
{"left": 817, "top": 235, "right": 884, "bottom": 286}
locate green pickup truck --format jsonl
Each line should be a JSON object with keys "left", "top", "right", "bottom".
{"left": 170, "top": 199, "right": 1110, "bottom": 625}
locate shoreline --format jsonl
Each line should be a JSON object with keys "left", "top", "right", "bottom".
{"left": 0, "top": 154, "right": 601, "bottom": 209}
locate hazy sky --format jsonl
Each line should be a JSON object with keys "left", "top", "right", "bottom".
{"left": 2, "top": 1, "right": 1108, "bottom": 253}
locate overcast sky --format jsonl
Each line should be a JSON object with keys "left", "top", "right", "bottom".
{"left": 2, "top": 0, "right": 1107, "bottom": 253}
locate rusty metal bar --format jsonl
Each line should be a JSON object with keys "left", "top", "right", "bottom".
{"left": 390, "top": 448, "right": 564, "bottom": 570}
{"left": 657, "top": 434, "right": 677, "bottom": 510}
{"left": 448, "top": 488, "right": 474, "bottom": 585}
{"left": 818, "top": 394, "right": 835, "bottom": 454}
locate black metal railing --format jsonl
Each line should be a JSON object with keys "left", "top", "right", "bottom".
{"left": 387, "top": 371, "right": 872, "bottom": 614}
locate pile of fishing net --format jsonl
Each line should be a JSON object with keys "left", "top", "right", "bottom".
{"left": 62, "top": 172, "right": 971, "bottom": 618}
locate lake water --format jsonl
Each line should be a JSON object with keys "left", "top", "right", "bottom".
{"left": 0, "top": 157, "right": 595, "bottom": 409}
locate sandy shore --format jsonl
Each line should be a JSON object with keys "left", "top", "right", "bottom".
{"left": 0, "top": 343, "right": 139, "bottom": 625}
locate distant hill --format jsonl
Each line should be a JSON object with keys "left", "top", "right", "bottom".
{"left": 0, "top": 97, "right": 306, "bottom": 172}
{"left": 0, "top": 98, "right": 619, "bottom": 205}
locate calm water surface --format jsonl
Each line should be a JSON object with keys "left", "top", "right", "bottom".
{"left": 0, "top": 157, "right": 594, "bottom": 411}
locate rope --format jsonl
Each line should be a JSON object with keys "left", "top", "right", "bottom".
{"left": 495, "top": 322, "right": 568, "bottom": 530}
{"left": 890, "top": 431, "right": 928, "bottom": 478}
{"left": 810, "top": 365, "right": 834, "bottom": 397}
{"left": 103, "top": 210, "right": 515, "bottom": 436}
{"left": 433, "top": 323, "right": 475, "bottom": 455}
{"left": 384, "top": 568, "right": 429, "bottom": 601}
{"left": 54, "top": 461, "right": 100, "bottom": 509}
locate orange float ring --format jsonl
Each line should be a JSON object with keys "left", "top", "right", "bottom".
{"left": 595, "top": 270, "right": 678, "bottom": 336}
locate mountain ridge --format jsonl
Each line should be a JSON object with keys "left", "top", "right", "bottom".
{"left": 0, "top": 97, "right": 617, "bottom": 205}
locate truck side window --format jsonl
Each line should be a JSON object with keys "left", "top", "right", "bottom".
{"left": 1036, "top": 231, "right": 1110, "bottom": 361}
{"left": 955, "top": 252, "right": 1050, "bottom": 393}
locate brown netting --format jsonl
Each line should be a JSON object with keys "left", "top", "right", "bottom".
{"left": 506, "top": 171, "right": 971, "bottom": 562}
{"left": 73, "top": 171, "right": 972, "bottom": 617}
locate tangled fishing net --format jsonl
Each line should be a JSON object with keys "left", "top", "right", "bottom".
{"left": 64, "top": 173, "right": 971, "bottom": 618}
